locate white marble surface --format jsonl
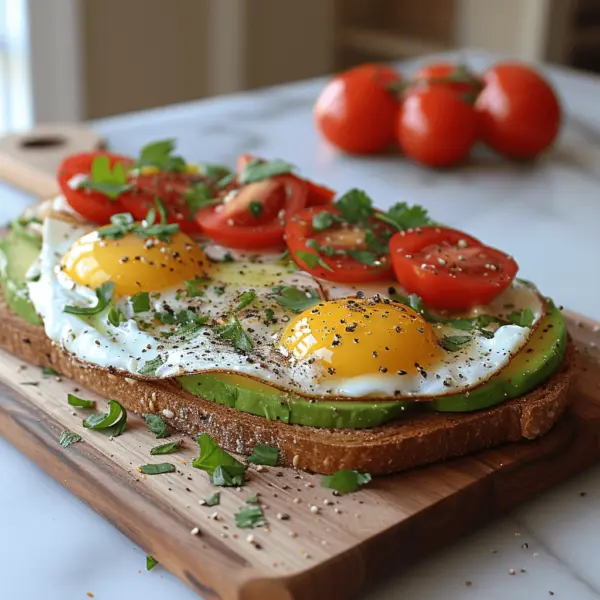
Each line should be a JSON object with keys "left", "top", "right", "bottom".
{"left": 2, "top": 50, "right": 600, "bottom": 599}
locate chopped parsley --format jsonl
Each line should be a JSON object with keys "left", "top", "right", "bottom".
{"left": 146, "top": 555, "right": 158, "bottom": 571}
{"left": 334, "top": 189, "right": 373, "bottom": 224}
{"left": 185, "top": 277, "right": 209, "bottom": 298}
{"left": 247, "top": 444, "right": 279, "bottom": 466}
{"left": 234, "top": 290, "right": 256, "bottom": 312}
{"left": 197, "top": 163, "right": 232, "bottom": 181}
{"left": 144, "top": 413, "right": 170, "bottom": 439}
{"left": 192, "top": 433, "right": 246, "bottom": 487}
{"left": 215, "top": 316, "right": 253, "bottom": 351}
{"left": 346, "top": 249, "right": 379, "bottom": 266}
{"left": 322, "top": 469, "right": 371, "bottom": 494}
{"left": 508, "top": 307, "right": 535, "bottom": 327}
{"left": 77, "top": 155, "right": 131, "bottom": 199}
{"left": 440, "top": 335, "right": 472, "bottom": 352}
{"left": 68, "top": 394, "right": 96, "bottom": 409}
{"left": 312, "top": 211, "right": 337, "bottom": 231}
{"left": 183, "top": 183, "right": 219, "bottom": 214}
{"left": 248, "top": 201, "right": 263, "bottom": 218}
{"left": 64, "top": 281, "right": 115, "bottom": 316}
{"left": 59, "top": 430, "right": 82, "bottom": 448}
{"left": 83, "top": 400, "right": 127, "bottom": 437}
{"left": 375, "top": 202, "right": 433, "bottom": 230}
{"left": 135, "top": 139, "right": 186, "bottom": 172}
{"left": 264, "top": 308, "right": 276, "bottom": 323}
{"left": 203, "top": 492, "right": 221, "bottom": 507}
{"left": 272, "top": 285, "right": 321, "bottom": 313}
{"left": 42, "top": 367, "right": 60, "bottom": 376}
{"left": 131, "top": 291, "right": 151, "bottom": 313}
{"left": 140, "top": 463, "right": 176, "bottom": 475}
{"left": 107, "top": 305, "right": 127, "bottom": 327}
{"left": 98, "top": 210, "right": 179, "bottom": 243}
{"left": 234, "top": 505, "right": 266, "bottom": 528}
{"left": 138, "top": 355, "right": 165, "bottom": 377}
{"left": 238, "top": 158, "right": 294, "bottom": 184}
{"left": 150, "top": 441, "right": 180, "bottom": 455}
{"left": 295, "top": 250, "right": 334, "bottom": 272}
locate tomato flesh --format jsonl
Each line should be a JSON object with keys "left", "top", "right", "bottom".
{"left": 196, "top": 174, "right": 307, "bottom": 250}
{"left": 285, "top": 206, "right": 395, "bottom": 283}
{"left": 390, "top": 226, "right": 518, "bottom": 310}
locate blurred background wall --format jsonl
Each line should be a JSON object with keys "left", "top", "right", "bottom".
{"left": 0, "top": 0, "right": 596, "bottom": 134}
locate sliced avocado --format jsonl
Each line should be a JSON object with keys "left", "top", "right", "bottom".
{"left": 0, "top": 221, "right": 42, "bottom": 326}
{"left": 178, "top": 372, "right": 412, "bottom": 429}
{"left": 178, "top": 302, "right": 567, "bottom": 429}
{"left": 432, "top": 301, "right": 566, "bottom": 412}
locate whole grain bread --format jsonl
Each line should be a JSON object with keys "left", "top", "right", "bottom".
{"left": 0, "top": 299, "right": 575, "bottom": 475}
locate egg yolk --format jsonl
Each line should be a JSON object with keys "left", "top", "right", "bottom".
{"left": 281, "top": 298, "right": 442, "bottom": 379}
{"left": 61, "top": 228, "right": 209, "bottom": 296}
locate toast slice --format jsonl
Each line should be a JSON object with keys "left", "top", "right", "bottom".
{"left": 0, "top": 297, "right": 575, "bottom": 475}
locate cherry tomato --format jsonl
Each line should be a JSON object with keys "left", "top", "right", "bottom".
{"left": 58, "top": 152, "right": 134, "bottom": 224}
{"left": 196, "top": 175, "right": 307, "bottom": 250}
{"left": 119, "top": 171, "right": 213, "bottom": 234}
{"left": 475, "top": 63, "right": 561, "bottom": 159}
{"left": 285, "top": 205, "right": 395, "bottom": 283}
{"left": 389, "top": 226, "right": 518, "bottom": 311}
{"left": 236, "top": 153, "right": 335, "bottom": 207}
{"left": 314, "top": 64, "right": 401, "bottom": 154}
{"left": 396, "top": 87, "right": 478, "bottom": 168}
{"left": 413, "top": 62, "right": 480, "bottom": 96}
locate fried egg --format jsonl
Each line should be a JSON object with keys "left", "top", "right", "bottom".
{"left": 27, "top": 217, "right": 545, "bottom": 400}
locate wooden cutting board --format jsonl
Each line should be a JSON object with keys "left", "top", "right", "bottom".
{"left": 1, "top": 126, "right": 600, "bottom": 600}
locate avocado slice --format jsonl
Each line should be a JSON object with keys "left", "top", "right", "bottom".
{"left": 178, "top": 302, "right": 567, "bottom": 429}
{"left": 0, "top": 220, "right": 42, "bottom": 326}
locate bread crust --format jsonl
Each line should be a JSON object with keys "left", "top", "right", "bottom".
{"left": 0, "top": 301, "right": 575, "bottom": 475}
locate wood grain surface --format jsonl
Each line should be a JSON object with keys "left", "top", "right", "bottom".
{"left": 0, "top": 124, "right": 102, "bottom": 198}
{"left": 0, "top": 313, "right": 598, "bottom": 600}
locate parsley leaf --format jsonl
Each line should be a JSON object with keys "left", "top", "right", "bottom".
{"left": 246, "top": 494, "right": 259, "bottom": 504}
{"left": 295, "top": 250, "right": 334, "bottom": 272}
{"left": 77, "top": 155, "right": 131, "bottom": 200}
{"left": 235, "top": 290, "right": 256, "bottom": 312}
{"left": 98, "top": 210, "right": 179, "bottom": 243}
{"left": 131, "top": 291, "right": 150, "bottom": 313}
{"left": 247, "top": 444, "right": 279, "bottom": 466}
{"left": 346, "top": 249, "right": 379, "bottom": 266}
{"left": 272, "top": 286, "right": 321, "bottom": 313}
{"left": 144, "top": 413, "right": 170, "bottom": 439}
{"left": 365, "top": 229, "right": 391, "bottom": 255}
{"left": 64, "top": 281, "right": 115, "bottom": 316}
{"left": 83, "top": 400, "right": 127, "bottom": 437}
{"left": 183, "top": 183, "right": 219, "bottom": 214}
{"left": 322, "top": 469, "right": 371, "bottom": 494}
{"left": 59, "top": 430, "right": 82, "bottom": 448}
{"left": 440, "top": 335, "right": 472, "bottom": 352}
{"left": 146, "top": 555, "right": 158, "bottom": 571}
{"left": 239, "top": 158, "right": 294, "bottom": 184}
{"left": 508, "top": 307, "right": 535, "bottom": 327}
{"left": 264, "top": 308, "right": 276, "bottom": 323}
{"left": 154, "top": 311, "right": 176, "bottom": 325}
{"left": 68, "top": 394, "right": 96, "bottom": 409}
{"left": 312, "top": 211, "right": 337, "bottom": 231}
{"left": 136, "top": 139, "right": 186, "bottom": 172}
{"left": 234, "top": 505, "right": 266, "bottom": 528}
{"left": 215, "top": 316, "right": 253, "bottom": 351}
{"left": 185, "top": 277, "right": 209, "bottom": 298}
{"left": 376, "top": 202, "right": 433, "bottom": 230}
{"left": 107, "top": 305, "right": 127, "bottom": 327}
{"left": 140, "top": 463, "right": 176, "bottom": 475}
{"left": 192, "top": 433, "right": 247, "bottom": 486}
{"left": 42, "top": 367, "right": 60, "bottom": 376}
{"left": 248, "top": 201, "right": 263, "bottom": 218}
{"left": 334, "top": 189, "right": 373, "bottom": 224}
{"left": 138, "top": 355, "right": 165, "bottom": 377}
{"left": 202, "top": 492, "right": 221, "bottom": 507}
{"left": 150, "top": 441, "right": 180, "bottom": 455}
{"left": 197, "top": 164, "right": 232, "bottom": 181}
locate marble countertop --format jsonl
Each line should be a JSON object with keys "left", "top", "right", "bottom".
{"left": 2, "top": 50, "right": 600, "bottom": 599}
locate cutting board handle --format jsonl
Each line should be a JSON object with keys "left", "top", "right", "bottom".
{"left": 0, "top": 124, "right": 102, "bottom": 199}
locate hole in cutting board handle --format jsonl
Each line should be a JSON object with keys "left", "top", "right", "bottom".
{"left": 20, "top": 135, "right": 67, "bottom": 149}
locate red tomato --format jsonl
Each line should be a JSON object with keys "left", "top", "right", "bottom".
{"left": 314, "top": 64, "right": 401, "bottom": 154}
{"left": 475, "top": 63, "right": 561, "bottom": 159}
{"left": 236, "top": 153, "right": 335, "bottom": 207}
{"left": 413, "top": 62, "right": 480, "bottom": 96}
{"left": 389, "top": 226, "right": 518, "bottom": 311}
{"left": 285, "top": 206, "right": 395, "bottom": 283}
{"left": 58, "top": 152, "right": 134, "bottom": 224}
{"left": 196, "top": 175, "right": 307, "bottom": 250}
{"left": 119, "top": 171, "right": 212, "bottom": 234}
{"left": 396, "top": 87, "right": 478, "bottom": 168}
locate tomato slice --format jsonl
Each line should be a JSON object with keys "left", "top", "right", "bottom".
{"left": 285, "top": 206, "right": 395, "bottom": 283}
{"left": 58, "top": 152, "right": 134, "bottom": 224}
{"left": 196, "top": 174, "right": 307, "bottom": 250}
{"left": 389, "top": 226, "right": 518, "bottom": 310}
{"left": 119, "top": 171, "right": 211, "bottom": 234}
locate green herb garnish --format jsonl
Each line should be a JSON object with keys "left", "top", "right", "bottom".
{"left": 508, "top": 307, "right": 535, "bottom": 328}
{"left": 238, "top": 158, "right": 294, "bottom": 184}
{"left": 376, "top": 202, "right": 433, "bottom": 230}
{"left": 249, "top": 201, "right": 263, "bottom": 218}
{"left": 272, "top": 285, "right": 321, "bottom": 313}
{"left": 203, "top": 492, "right": 221, "bottom": 507}
{"left": 295, "top": 250, "right": 334, "bottom": 272}
{"left": 83, "top": 400, "right": 127, "bottom": 437}
{"left": 245, "top": 494, "right": 259, "bottom": 504}
{"left": 197, "top": 164, "right": 232, "bottom": 181}
{"left": 20, "top": 381, "right": 39, "bottom": 386}
{"left": 150, "top": 441, "right": 180, "bottom": 455}
{"left": 185, "top": 277, "right": 209, "bottom": 298}
{"left": 247, "top": 444, "right": 279, "bottom": 466}
{"left": 192, "top": 433, "right": 247, "bottom": 487}
{"left": 144, "top": 413, "right": 170, "bottom": 439}
{"left": 140, "top": 463, "right": 176, "bottom": 475}
{"left": 334, "top": 189, "right": 373, "bottom": 224}
{"left": 346, "top": 249, "right": 379, "bottom": 266}
{"left": 107, "top": 305, "right": 127, "bottom": 327}
{"left": 215, "top": 316, "right": 253, "bottom": 351}
{"left": 77, "top": 155, "right": 131, "bottom": 200}
{"left": 234, "top": 505, "right": 266, "bottom": 528}
{"left": 146, "top": 555, "right": 158, "bottom": 571}
{"left": 59, "top": 430, "right": 82, "bottom": 448}
{"left": 138, "top": 355, "right": 165, "bottom": 377}
{"left": 98, "top": 211, "right": 179, "bottom": 243}
{"left": 440, "top": 335, "right": 472, "bottom": 352}
{"left": 68, "top": 394, "right": 96, "bottom": 409}
{"left": 312, "top": 211, "right": 337, "bottom": 231}
{"left": 135, "top": 139, "right": 186, "bottom": 172}
{"left": 235, "top": 290, "right": 256, "bottom": 312}
{"left": 183, "top": 183, "right": 219, "bottom": 214}
{"left": 131, "top": 291, "right": 151, "bottom": 313}
{"left": 264, "top": 308, "right": 276, "bottom": 323}
{"left": 42, "top": 367, "right": 60, "bottom": 376}
{"left": 64, "top": 281, "right": 115, "bottom": 316}
{"left": 322, "top": 469, "right": 371, "bottom": 494}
